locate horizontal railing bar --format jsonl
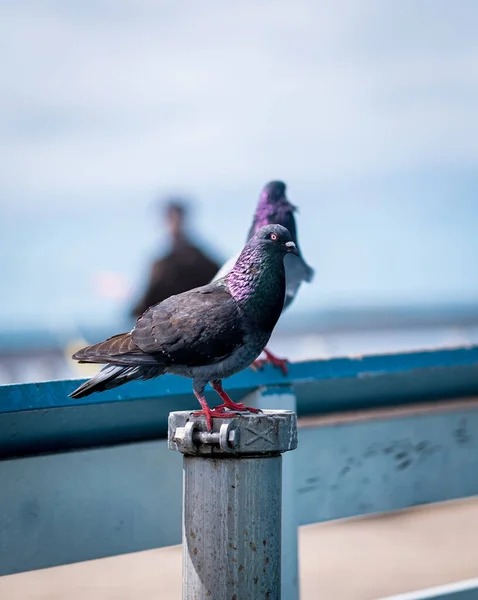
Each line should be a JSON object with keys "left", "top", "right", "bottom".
{"left": 1, "top": 398, "right": 477, "bottom": 576}
{"left": 1, "top": 346, "right": 477, "bottom": 413}
{"left": 377, "top": 578, "right": 478, "bottom": 600}
{"left": 0, "top": 347, "right": 477, "bottom": 458}
{"left": 298, "top": 397, "right": 478, "bottom": 427}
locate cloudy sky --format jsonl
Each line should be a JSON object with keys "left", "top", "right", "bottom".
{"left": 1, "top": 0, "right": 477, "bottom": 328}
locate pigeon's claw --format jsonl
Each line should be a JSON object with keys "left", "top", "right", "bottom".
{"left": 212, "top": 401, "right": 261, "bottom": 414}
{"left": 193, "top": 389, "right": 237, "bottom": 431}
{"left": 192, "top": 409, "right": 238, "bottom": 431}
{"left": 252, "top": 348, "right": 289, "bottom": 375}
{"left": 210, "top": 380, "right": 261, "bottom": 414}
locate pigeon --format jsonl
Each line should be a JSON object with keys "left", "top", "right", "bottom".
{"left": 70, "top": 224, "right": 299, "bottom": 431}
{"left": 213, "top": 180, "right": 314, "bottom": 374}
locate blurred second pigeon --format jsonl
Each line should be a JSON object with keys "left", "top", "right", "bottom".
{"left": 214, "top": 180, "right": 314, "bottom": 374}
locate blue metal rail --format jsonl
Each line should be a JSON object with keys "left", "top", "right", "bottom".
{"left": 1, "top": 346, "right": 478, "bottom": 458}
{"left": 379, "top": 578, "right": 478, "bottom": 600}
{"left": 1, "top": 345, "right": 478, "bottom": 592}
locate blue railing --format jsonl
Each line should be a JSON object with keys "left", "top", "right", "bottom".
{"left": 2, "top": 346, "right": 478, "bottom": 457}
{"left": 1, "top": 345, "right": 478, "bottom": 597}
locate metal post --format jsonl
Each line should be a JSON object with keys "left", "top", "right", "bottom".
{"left": 168, "top": 409, "right": 298, "bottom": 600}
{"left": 242, "top": 387, "right": 300, "bottom": 600}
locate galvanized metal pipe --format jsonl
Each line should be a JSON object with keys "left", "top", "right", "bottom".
{"left": 168, "top": 409, "right": 298, "bottom": 600}
{"left": 244, "top": 387, "right": 300, "bottom": 600}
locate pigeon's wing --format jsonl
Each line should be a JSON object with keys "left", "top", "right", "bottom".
{"left": 211, "top": 254, "right": 239, "bottom": 282}
{"left": 72, "top": 332, "right": 159, "bottom": 365}
{"left": 132, "top": 282, "right": 245, "bottom": 367}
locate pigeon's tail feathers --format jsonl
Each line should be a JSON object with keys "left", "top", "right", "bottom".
{"left": 72, "top": 332, "right": 157, "bottom": 366}
{"left": 282, "top": 255, "right": 315, "bottom": 311}
{"left": 303, "top": 260, "right": 315, "bottom": 283}
{"left": 291, "top": 254, "right": 315, "bottom": 284}
{"left": 284, "top": 254, "right": 315, "bottom": 287}
{"left": 69, "top": 363, "right": 166, "bottom": 399}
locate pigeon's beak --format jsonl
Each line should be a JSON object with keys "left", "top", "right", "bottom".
{"left": 284, "top": 241, "right": 299, "bottom": 256}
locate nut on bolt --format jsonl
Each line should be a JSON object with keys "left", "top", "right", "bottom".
{"left": 173, "top": 419, "right": 239, "bottom": 453}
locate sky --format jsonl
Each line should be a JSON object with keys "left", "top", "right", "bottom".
{"left": 1, "top": 0, "right": 477, "bottom": 330}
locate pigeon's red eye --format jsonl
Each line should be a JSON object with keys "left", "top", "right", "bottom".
{"left": 270, "top": 233, "right": 278, "bottom": 241}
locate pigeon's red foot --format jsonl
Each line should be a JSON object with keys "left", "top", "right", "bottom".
{"left": 194, "top": 389, "right": 239, "bottom": 431}
{"left": 192, "top": 409, "right": 238, "bottom": 431}
{"left": 210, "top": 380, "right": 261, "bottom": 415}
{"left": 212, "top": 401, "right": 260, "bottom": 414}
{"left": 251, "top": 348, "right": 289, "bottom": 375}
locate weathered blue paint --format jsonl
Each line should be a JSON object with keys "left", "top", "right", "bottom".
{"left": 1, "top": 398, "right": 477, "bottom": 577}
{"left": 0, "top": 395, "right": 202, "bottom": 458}
{"left": 1, "top": 346, "right": 478, "bottom": 458}
{"left": 1, "top": 347, "right": 478, "bottom": 577}
{"left": 296, "top": 400, "right": 478, "bottom": 523}
{"left": 378, "top": 578, "right": 478, "bottom": 600}
{"left": 0, "top": 440, "right": 183, "bottom": 575}
{"left": 2, "top": 346, "right": 478, "bottom": 413}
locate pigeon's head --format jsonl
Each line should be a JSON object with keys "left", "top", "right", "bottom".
{"left": 261, "top": 180, "right": 287, "bottom": 204}
{"left": 248, "top": 180, "right": 299, "bottom": 242}
{"left": 252, "top": 224, "right": 299, "bottom": 257}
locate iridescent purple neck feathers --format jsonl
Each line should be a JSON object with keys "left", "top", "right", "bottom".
{"left": 226, "top": 243, "right": 285, "bottom": 332}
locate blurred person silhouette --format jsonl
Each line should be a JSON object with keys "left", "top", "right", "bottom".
{"left": 131, "top": 197, "right": 220, "bottom": 318}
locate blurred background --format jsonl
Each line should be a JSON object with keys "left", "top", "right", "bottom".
{"left": 1, "top": 0, "right": 478, "bottom": 384}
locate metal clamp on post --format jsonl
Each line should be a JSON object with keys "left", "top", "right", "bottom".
{"left": 170, "top": 419, "right": 239, "bottom": 454}
{"left": 169, "top": 409, "right": 297, "bottom": 457}
{"left": 168, "top": 409, "right": 298, "bottom": 600}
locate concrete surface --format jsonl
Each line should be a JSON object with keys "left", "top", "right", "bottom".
{"left": 1, "top": 497, "right": 477, "bottom": 600}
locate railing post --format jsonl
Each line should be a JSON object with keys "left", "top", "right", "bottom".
{"left": 242, "top": 386, "right": 300, "bottom": 600}
{"left": 168, "top": 409, "right": 298, "bottom": 600}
